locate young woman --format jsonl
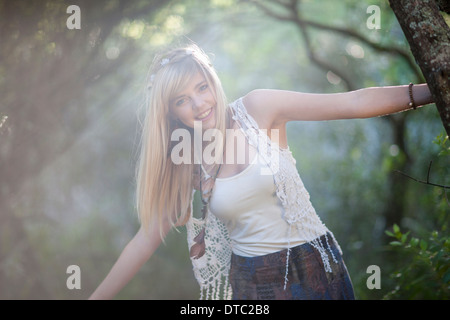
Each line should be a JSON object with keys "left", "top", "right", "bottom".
{"left": 89, "top": 44, "right": 433, "bottom": 300}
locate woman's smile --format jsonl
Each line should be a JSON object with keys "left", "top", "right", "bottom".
{"left": 196, "top": 107, "right": 213, "bottom": 121}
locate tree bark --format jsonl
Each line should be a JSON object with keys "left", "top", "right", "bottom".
{"left": 389, "top": 0, "right": 450, "bottom": 136}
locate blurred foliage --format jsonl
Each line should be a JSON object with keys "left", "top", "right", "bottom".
{"left": 0, "top": 0, "right": 448, "bottom": 299}
{"left": 383, "top": 133, "right": 449, "bottom": 299}
{"left": 384, "top": 223, "right": 449, "bottom": 299}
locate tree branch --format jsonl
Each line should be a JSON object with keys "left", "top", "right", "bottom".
{"left": 245, "top": 0, "right": 424, "bottom": 86}
{"left": 395, "top": 161, "right": 450, "bottom": 189}
{"left": 293, "top": 17, "right": 423, "bottom": 82}
{"left": 389, "top": 0, "right": 450, "bottom": 136}
{"left": 246, "top": 0, "right": 356, "bottom": 90}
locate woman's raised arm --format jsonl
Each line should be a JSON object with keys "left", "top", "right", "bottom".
{"left": 244, "top": 84, "right": 433, "bottom": 125}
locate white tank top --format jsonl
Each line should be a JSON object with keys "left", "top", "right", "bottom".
{"left": 186, "top": 97, "right": 341, "bottom": 299}
{"left": 210, "top": 152, "right": 307, "bottom": 257}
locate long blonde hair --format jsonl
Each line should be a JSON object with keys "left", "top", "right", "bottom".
{"left": 136, "top": 44, "right": 228, "bottom": 238}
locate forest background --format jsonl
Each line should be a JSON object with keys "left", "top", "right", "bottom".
{"left": 0, "top": 0, "right": 448, "bottom": 300}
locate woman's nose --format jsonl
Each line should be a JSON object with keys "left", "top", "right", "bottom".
{"left": 191, "top": 95, "right": 205, "bottom": 109}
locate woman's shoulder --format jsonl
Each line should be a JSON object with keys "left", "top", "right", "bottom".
{"left": 242, "top": 89, "right": 281, "bottom": 106}
{"left": 228, "top": 91, "right": 268, "bottom": 120}
{"left": 237, "top": 89, "right": 282, "bottom": 129}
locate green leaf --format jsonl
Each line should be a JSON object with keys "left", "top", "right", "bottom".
{"left": 385, "top": 230, "right": 395, "bottom": 237}
{"left": 401, "top": 234, "right": 408, "bottom": 244}
{"left": 390, "top": 241, "right": 403, "bottom": 247}
{"left": 393, "top": 224, "right": 400, "bottom": 234}
{"left": 420, "top": 239, "right": 428, "bottom": 251}
{"left": 410, "top": 237, "right": 419, "bottom": 247}
{"left": 444, "top": 238, "right": 450, "bottom": 249}
{"left": 432, "top": 250, "right": 443, "bottom": 265}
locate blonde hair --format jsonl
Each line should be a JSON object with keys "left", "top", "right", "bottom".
{"left": 136, "top": 44, "right": 228, "bottom": 238}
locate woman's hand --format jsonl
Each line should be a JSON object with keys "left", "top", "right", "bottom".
{"left": 88, "top": 221, "right": 170, "bottom": 300}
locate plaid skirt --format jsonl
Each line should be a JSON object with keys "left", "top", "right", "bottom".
{"left": 229, "top": 233, "right": 355, "bottom": 300}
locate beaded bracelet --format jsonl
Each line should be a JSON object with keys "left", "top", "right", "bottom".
{"left": 408, "top": 82, "right": 417, "bottom": 109}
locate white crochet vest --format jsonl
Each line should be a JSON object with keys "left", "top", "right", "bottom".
{"left": 186, "top": 97, "right": 341, "bottom": 300}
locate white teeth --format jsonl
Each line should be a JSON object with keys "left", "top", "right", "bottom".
{"left": 197, "top": 109, "right": 211, "bottom": 119}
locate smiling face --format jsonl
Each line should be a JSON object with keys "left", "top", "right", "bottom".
{"left": 169, "top": 72, "right": 217, "bottom": 130}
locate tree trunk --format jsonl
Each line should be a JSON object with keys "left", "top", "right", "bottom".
{"left": 389, "top": 0, "right": 450, "bottom": 136}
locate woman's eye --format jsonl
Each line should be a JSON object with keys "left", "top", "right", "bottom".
{"left": 175, "top": 98, "right": 186, "bottom": 106}
{"left": 199, "top": 84, "right": 208, "bottom": 91}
